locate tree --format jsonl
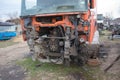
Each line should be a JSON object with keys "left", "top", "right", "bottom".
{"left": 6, "top": 12, "right": 20, "bottom": 24}
{"left": 6, "top": 12, "right": 19, "bottom": 20}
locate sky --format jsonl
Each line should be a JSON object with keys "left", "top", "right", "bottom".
{"left": 0, "top": 0, "right": 120, "bottom": 21}
{"left": 97, "top": 0, "right": 120, "bottom": 18}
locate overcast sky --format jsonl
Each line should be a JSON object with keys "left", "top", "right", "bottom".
{"left": 0, "top": 0, "right": 120, "bottom": 21}
{"left": 97, "top": 0, "right": 120, "bottom": 18}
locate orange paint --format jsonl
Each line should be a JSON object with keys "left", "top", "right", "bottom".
{"left": 20, "top": 19, "right": 27, "bottom": 41}
{"left": 89, "top": 13, "right": 96, "bottom": 43}
{"left": 80, "top": 35, "right": 87, "bottom": 41}
{"left": 32, "top": 16, "right": 74, "bottom": 29}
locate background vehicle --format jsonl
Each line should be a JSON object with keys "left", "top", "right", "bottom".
{"left": 110, "top": 25, "right": 120, "bottom": 40}
{"left": 97, "top": 14, "right": 104, "bottom": 31}
{"left": 0, "top": 22, "right": 17, "bottom": 40}
{"left": 20, "top": 0, "right": 102, "bottom": 66}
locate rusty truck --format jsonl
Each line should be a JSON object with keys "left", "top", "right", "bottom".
{"left": 20, "top": 0, "right": 103, "bottom": 66}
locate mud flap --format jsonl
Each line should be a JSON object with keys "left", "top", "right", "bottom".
{"left": 92, "top": 30, "right": 100, "bottom": 44}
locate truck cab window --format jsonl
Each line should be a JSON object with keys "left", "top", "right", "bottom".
{"left": 25, "top": 0, "right": 37, "bottom": 10}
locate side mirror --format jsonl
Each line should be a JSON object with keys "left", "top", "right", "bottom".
{"left": 90, "top": 0, "right": 95, "bottom": 9}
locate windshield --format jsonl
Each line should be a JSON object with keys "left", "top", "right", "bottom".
{"left": 25, "top": 0, "right": 37, "bottom": 9}
{"left": 0, "top": 26, "right": 16, "bottom": 32}
{"left": 21, "top": 0, "right": 88, "bottom": 16}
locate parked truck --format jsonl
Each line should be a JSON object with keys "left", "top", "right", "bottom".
{"left": 97, "top": 14, "right": 105, "bottom": 30}
{"left": 20, "top": 0, "right": 103, "bottom": 66}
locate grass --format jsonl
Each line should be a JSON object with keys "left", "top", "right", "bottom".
{"left": 102, "top": 30, "right": 112, "bottom": 36}
{"left": 17, "top": 58, "right": 101, "bottom": 80}
{"left": 100, "top": 30, "right": 120, "bottom": 43}
{"left": 0, "top": 39, "right": 18, "bottom": 48}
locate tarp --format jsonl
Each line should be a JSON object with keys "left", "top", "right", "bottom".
{"left": 0, "top": 32, "right": 16, "bottom": 40}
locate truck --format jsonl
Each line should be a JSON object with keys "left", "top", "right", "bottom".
{"left": 20, "top": 0, "right": 102, "bottom": 66}
{"left": 97, "top": 14, "right": 104, "bottom": 30}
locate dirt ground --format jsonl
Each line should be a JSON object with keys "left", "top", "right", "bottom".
{"left": 100, "top": 39, "right": 120, "bottom": 80}
{"left": 0, "top": 42, "right": 29, "bottom": 80}
{"left": 0, "top": 35, "right": 120, "bottom": 80}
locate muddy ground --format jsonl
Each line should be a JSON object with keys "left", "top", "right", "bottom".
{"left": 0, "top": 36, "right": 120, "bottom": 80}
